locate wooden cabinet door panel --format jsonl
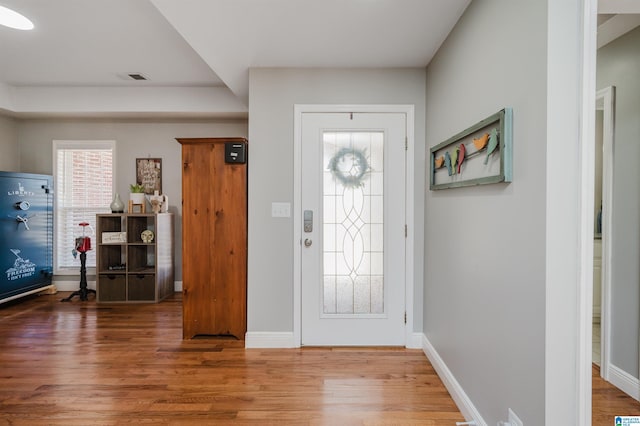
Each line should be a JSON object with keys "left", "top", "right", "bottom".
{"left": 210, "top": 146, "right": 247, "bottom": 338}
{"left": 179, "top": 138, "right": 247, "bottom": 340}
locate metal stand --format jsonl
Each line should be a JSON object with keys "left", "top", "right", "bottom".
{"left": 61, "top": 252, "right": 95, "bottom": 302}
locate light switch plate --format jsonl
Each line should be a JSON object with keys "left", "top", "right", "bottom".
{"left": 271, "top": 202, "right": 291, "bottom": 218}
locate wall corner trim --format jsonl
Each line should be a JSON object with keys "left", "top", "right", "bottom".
{"left": 407, "top": 332, "right": 423, "bottom": 349}
{"left": 421, "top": 333, "right": 487, "bottom": 426}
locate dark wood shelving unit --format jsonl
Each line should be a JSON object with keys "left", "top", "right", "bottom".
{"left": 96, "top": 213, "right": 174, "bottom": 303}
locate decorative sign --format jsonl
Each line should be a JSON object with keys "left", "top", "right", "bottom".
{"left": 136, "top": 158, "right": 162, "bottom": 195}
{"left": 5, "top": 249, "right": 36, "bottom": 282}
{"left": 430, "top": 108, "right": 512, "bottom": 190}
{"left": 101, "top": 232, "right": 126, "bottom": 244}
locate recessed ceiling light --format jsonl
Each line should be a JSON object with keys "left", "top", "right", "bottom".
{"left": 0, "top": 5, "right": 34, "bottom": 30}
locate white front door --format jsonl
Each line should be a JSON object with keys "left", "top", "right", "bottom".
{"left": 300, "top": 112, "right": 406, "bottom": 346}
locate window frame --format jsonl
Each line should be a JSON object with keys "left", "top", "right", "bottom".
{"left": 52, "top": 140, "right": 116, "bottom": 275}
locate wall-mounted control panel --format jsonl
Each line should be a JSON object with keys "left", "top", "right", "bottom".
{"left": 225, "top": 141, "right": 247, "bottom": 164}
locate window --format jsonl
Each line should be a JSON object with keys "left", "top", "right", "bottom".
{"left": 53, "top": 141, "right": 115, "bottom": 274}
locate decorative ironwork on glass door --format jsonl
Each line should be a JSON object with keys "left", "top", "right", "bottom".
{"left": 323, "top": 131, "right": 384, "bottom": 315}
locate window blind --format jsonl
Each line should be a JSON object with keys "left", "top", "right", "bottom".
{"left": 54, "top": 142, "right": 114, "bottom": 273}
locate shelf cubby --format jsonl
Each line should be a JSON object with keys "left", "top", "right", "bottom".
{"left": 96, "top": 213, "right": 174, "bottom": 303}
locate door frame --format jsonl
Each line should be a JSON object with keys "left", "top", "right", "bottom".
{"left": 596, "top": 86, "right": 615, "bottom": 382}
{"left": 293, "top": 104, "right": 415, "bottom": 348}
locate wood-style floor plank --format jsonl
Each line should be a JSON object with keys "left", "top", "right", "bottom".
{"left": 3, "top": 292, "right": 637, "bottom": 425}
{"left": 593, "top": 364, "right": 640, "bottom": 425}
{"left": 0, "top": 292, "right": 464, "bottom": 425}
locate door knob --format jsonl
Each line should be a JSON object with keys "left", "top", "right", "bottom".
{"left": 304, "top": 238, "right": 313, "bottom": 247}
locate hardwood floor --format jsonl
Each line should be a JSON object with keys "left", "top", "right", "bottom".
{"left": 0, "top": 292, "right": 464, "bottom": 425}
{"left": 593, "top": 364, "right": 640, "bottom": 425}
{"left": 3, "top": 292, "right": 638, "bottom": 425}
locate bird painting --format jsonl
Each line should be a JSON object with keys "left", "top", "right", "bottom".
{"left": 457, "top": 143, "right": 466, "bottom": 174}
{"left": 484, "top": 128, "right": 499, "bottom": 165}
{"left": 473, "top": 133, "right": 489, "bottom": 151}
{"left": 450, "top": 147, "right": 458, "bottom": 175}
{"left": 434, "top": 156, "right": 444, "bottom": 169}
{"left": 445, "top": 151, "right": 452, "bottom": 176}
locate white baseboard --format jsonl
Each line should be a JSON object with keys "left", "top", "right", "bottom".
{"left": 245, "top": 332, "right": 297, "bottom": 348}
{"left": 245, "top": 331, "right": 426, "bottom": 349}
{"left": 421, "top": 334, "right": 487, "bottom": 426}
{"left": 53, "top": 280, "right": 96, "bottom": 291}
{"left": 608, "top": 364, "right": 640, "bottom": 401}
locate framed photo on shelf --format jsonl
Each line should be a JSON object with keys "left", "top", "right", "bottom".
{"left": 136, "top": 158, "right": 162, "bottom": 195}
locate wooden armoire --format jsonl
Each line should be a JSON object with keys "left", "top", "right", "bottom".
{"left": 177, "top": 138, "right": 247, "bottom": 340}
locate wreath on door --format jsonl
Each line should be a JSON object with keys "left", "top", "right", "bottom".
{"left": 327, "top": 148, "right": 370, "bottom": 188}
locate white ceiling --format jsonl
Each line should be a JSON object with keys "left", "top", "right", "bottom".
{"left": 2, "top": 0, "right": 636, "bottom": 119}
{"left": 151, "top": 0, "right": 472, "bottom": 103}
{"left": 597, "top": 13, "right": 640, "bottom": 48}
{"left": 0, "top": 0, "right": 471, "bottom": 118}
{"left": 597, "top": 0, "right": 640, "bottom": 47}
{"left": 0, "top": 0, "right": 223, "bottom": 87}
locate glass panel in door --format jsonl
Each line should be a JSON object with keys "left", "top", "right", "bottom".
{"left": 322, "top": 131, "right": 384, "bottom": 315}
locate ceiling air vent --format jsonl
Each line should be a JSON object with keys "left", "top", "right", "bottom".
{"left": 116, "top": 72, "right": 150, "bottom": 82}
{"left": 127, "top": 73, "right": 148, "bottom": 81}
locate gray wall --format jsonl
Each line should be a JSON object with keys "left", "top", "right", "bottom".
{"left": 247, "top": 68, "right": 426, "bottom": 333}
{"left": 17, "top": 118, "right": 248, "bottom": 282}
{"left": 0, "top": 115, "right": 19, "bottom": 171}
{"left": 424, "top": 1, "right": 546, "bottom": 424}
{"left": 597, "top": 26, "right": 640, "bottom": 378}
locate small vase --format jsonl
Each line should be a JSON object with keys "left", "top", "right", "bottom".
{"left": 110, "top": 193, "right": 124, "bottom": 213}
